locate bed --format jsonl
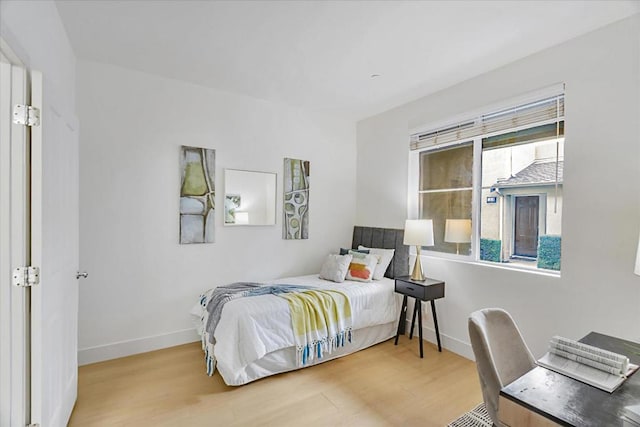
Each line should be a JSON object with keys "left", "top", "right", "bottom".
{"left": 191, "top": 226, "right": 409, "bottom": 386}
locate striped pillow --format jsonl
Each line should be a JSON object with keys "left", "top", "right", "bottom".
{"left": 345, "top": 251, "right": 378, "bottom": 282}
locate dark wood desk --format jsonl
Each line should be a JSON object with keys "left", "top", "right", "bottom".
{"left": 499, "top": 332, "right": 640, "bottom": 426}
{"left": 393, "top": 276, "right": 444, "bottom": 358}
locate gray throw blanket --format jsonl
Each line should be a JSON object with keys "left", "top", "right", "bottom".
{"left": 200, "top": 282, "right": 312, "bottom": 375}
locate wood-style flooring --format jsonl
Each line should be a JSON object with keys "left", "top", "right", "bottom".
{"left": 69, "top": 338, "right": 482, "bottom": 426}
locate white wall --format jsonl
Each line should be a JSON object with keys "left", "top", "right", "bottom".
{"left": 77, "top": 60, "right": 356, "bottom": 363}
{"left": 0, "top": 0, "right": 76, "bottom": 117}
{"left": 357, "top": 15, "right": 640, "bottom": 359}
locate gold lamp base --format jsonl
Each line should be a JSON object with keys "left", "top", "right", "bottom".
{"left": 410, "top": 245, "right": 425, "bottom": 281}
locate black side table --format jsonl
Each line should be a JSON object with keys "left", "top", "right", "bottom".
{"left": 394, "top": 276, "right": 445, "bottom": 358}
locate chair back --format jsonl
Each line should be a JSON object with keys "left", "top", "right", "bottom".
{"left": 468, "top": 308, "right": 536, "bottom": 426}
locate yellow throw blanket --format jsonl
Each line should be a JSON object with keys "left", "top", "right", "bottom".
{"left": 278, "top": 290, "right": 353, "bottom": 366}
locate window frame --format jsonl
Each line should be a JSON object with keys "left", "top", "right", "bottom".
{"left": 408, "top": 86, "right": 564, "bottom": 275}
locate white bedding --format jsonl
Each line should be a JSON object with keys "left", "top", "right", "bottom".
{"left": 192, "top": 274, "right": 400, "bottom": 385}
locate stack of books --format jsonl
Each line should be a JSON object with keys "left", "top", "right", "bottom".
{"left": 537, "top": 336, "right": 639, "bottom": 393}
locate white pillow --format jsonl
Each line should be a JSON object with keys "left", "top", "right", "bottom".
{"left": 345, "top": 251, "right": 378, "bottom": 282}
{"left": 359, "top": 245, "right": 395, "bottom": 280}
{"left": 319, "top": 254, "right": 352, "bottom": 283}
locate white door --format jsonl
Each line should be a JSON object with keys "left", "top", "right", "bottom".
{"left": 0, "top": 51, "right": 29, "bottom": 427}
{"left": 30, "top": 71, "right": 80, "bottom": 426}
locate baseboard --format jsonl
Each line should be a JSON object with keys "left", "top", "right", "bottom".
{"left": 78, "top": 328, "right": 200, "bottom": 366}
{"left": 403, "top": 319, "right": 475, "bottom": 361}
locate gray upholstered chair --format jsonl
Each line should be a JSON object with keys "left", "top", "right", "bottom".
{"left": 468, "top": 308, "right": 536, "bottom": 426}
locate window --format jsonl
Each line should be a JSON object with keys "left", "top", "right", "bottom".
{"left": 419, "top": 143, "right": 473, "bottom": 255}
{"left": 411, "top": 91, "right": 564, "bottom": 272}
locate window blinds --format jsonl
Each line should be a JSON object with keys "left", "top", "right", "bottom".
{"left": 482, "top": 122, "right": 564, "bottom": 150}
{"left": 410, "top": 95, "right": 564, "bottom": 151}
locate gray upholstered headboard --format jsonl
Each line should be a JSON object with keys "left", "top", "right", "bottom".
{"left": 351, "top": 226, "right": 409, "bottom": 279}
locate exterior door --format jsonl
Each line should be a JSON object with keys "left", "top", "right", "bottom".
{"left": 30, "top": 70, "right": 80, "bottom": 426}
{"left": 514, "top": 196, "right": 539, "bottom": 257}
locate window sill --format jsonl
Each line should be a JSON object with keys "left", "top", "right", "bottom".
{"left": 417, "top": 252, "right": 561, "bottom": 278}
{"left": 469, "top": 259, "right": 561, "bottom": 278}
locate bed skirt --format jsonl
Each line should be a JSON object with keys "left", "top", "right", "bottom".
{"left": 217, "top": 321, "right": 397, "bottom": 386}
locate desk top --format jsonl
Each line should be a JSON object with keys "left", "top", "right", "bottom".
{"left": 500, "top": 332, "right": 640, "bottom": 426}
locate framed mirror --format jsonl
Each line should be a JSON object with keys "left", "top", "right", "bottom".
{"left": 224, "top": 169, "right": 277, "bottom": 226}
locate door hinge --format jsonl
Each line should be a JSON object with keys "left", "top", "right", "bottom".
{"left": 12, "top": 266, "right": 40, "bottom": 287}
{"left": 12, "top": 104, "right": 40, "bottom": 126}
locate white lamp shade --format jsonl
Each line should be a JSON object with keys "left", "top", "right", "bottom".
{"left": 403, "top": 219, "right": 434, "bottom": 246}
{"left": 635, "top": 230, "right": 640, "bottom": 276}
{"left": 444, "top": 219, "right": 472, "bottom": 244}
{"left": 235, "top": 211, "right": 249, "bottom": 225}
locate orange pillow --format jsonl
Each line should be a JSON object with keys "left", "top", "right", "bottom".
{"left": 345, "top": 251, "right": 378, "bottom": 282}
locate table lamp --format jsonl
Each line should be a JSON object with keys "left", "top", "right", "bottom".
{"left": 235, "top": 211, "right": 249, "bottom": 225}
{"left": 444, "top": 219, "right": 472, "bottom": 255}
{"left": 403, "top": 219, "right": 434, "bottom": 281}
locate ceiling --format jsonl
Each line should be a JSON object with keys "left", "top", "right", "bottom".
{"left": 55, "top": 0, "right": 639, "bottom": 121}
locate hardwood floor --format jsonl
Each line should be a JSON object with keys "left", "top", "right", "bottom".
{"left": 69, "top": 339, "right": 482, "bottom": 426}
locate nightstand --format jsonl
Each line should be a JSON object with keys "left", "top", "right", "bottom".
{"left": 394, "top": 276, "right": 445, "bottom": 358}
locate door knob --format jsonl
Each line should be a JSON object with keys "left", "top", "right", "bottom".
{"left": 76, "top": 271, "right": 88, "bottom": 279}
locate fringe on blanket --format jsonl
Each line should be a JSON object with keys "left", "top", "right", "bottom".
{"left": 204, "top": 345, "right": 214, "bottom": 376}
{"left": 197, "top": 292, "right": 217, "bottom": 376}
{"left": 296, "top": 328, "right": 353, "bottom": 366}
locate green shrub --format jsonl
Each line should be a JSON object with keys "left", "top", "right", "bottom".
{"left": 538, "top": 235, "right": 561, "bottom": 271}
{"left": 480, "top": 238, "right": 502, "bottom": 262}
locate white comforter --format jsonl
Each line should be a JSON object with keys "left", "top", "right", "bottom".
{"left": 192, "top": 274, "right": 399, "bottom": 383}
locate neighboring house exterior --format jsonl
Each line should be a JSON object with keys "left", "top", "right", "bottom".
{"left": 481, "top": 140, "right": 563, "bottom": 263}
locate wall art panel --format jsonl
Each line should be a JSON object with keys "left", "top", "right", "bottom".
{"left": 180, "top": 146, "right": 215, "bottom": 243}
{"left": 283, "top": 158, "right": 310, "bottom": 239}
